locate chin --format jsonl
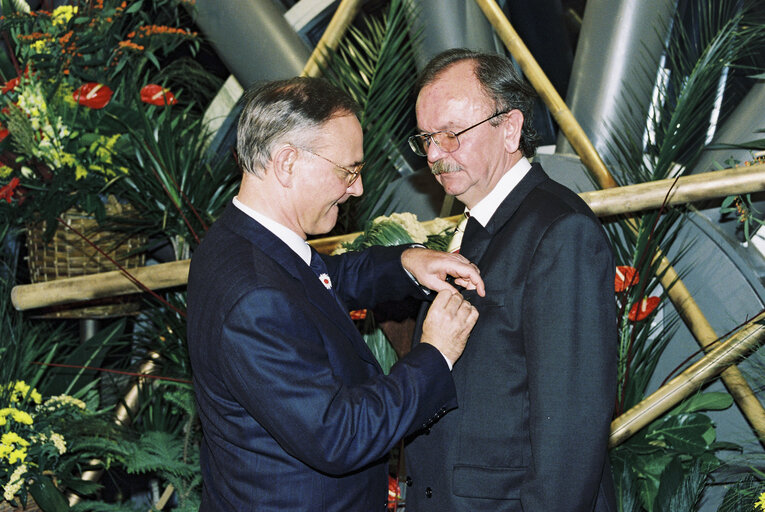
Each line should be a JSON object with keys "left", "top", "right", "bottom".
{"left": 438, "top": 173, "right": 467, "bottom": 197}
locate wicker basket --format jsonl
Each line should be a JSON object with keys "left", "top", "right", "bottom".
{"left": 0, "top": 495, "right": 41, "bottom": 512}
{"left": 25, "top": 196, "right": 146, "bottom": 318}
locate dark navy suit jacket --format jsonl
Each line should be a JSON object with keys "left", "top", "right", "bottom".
{"left": 406, "top": 164, "right": 617, "bottom": 511}
{"left": 187, "top": 203, "right": 457, "bottom": 511}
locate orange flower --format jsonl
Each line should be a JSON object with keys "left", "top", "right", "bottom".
{"left": 628, "top": 296, "right": 660, "bottom": 322}
{"left": 614, "top": 265, "right": 639, "bottom": 292}
{"left": 140, "top": 84, "right": 177, "bottom": 106}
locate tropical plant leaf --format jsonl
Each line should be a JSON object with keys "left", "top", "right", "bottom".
{"left": 322, "top": 0, "right": 421, "bottom": 232}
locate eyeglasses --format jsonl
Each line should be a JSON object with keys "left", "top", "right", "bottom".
{"left": 295, "top": 146, "right": 364, "bottom": 187}
{"left": 408, "top": 110, "right": 509, "bottom": 157}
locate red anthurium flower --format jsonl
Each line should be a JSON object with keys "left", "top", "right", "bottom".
{"left": 73, "top": 82, "right": 113, "bottom": 109}
{"left": 2, "top": 77, "right": 19, "bottom": 95}
{"left": 349, "top": 309, "right": 367, "bottom": 321}
{"left": 628, "top": 296, "right": 660, "bottom": 322}
{"left": 0, "top": 124, "right": 9, "bottom": 142}
{"left": 615, "top": 265, "right": 639, "bottom": 292}
{"left": 387, "top": 475, "right": 401, "bottom": 510}
{"left": 0, "top": 177, "right": 20, "bottom": 203}
{"left": 140, "top": 84, "right": 177, "bottom": 106}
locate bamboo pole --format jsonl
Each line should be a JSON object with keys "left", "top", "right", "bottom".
{"left": 475, "top": 0, "right": 765, "bottom": 443}
{"left": 473, "top": 0, "right": 617, "bottom": 189}
{"left": 300, "top": 0, "right": 363, "bottom": 78}
{"left": 69, "top": 356, "right": 159, "bottom": 506}
{"left": 580, "top": 163, "right": 765, "bottom": 216}
{"left": 610, "top": 311, "right": 765, "bottom": 447}
{"left": 11, "top": 164, "right": 765, "bottom": 311}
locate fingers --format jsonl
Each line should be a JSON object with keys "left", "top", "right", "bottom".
{"left": 421, "top": 289, "right": 479, "bottom": 365}
{"left": 447, "top": 261, "right": 485, "bottom": 297}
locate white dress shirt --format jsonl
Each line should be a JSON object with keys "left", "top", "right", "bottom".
{"left": 467, "top": 157, "right": 532, "bottom": 226}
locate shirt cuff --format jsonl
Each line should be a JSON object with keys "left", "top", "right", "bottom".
{"left": 403, "top": 244, "right": 432, "bottom": 296}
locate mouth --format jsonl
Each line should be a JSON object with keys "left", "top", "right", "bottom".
{"left": 431, "top": 159, "right": 462, "bottom": 176}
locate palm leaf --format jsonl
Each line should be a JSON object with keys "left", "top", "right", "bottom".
{"left": 322, "top": 0, "right": 421, "bottom": 232}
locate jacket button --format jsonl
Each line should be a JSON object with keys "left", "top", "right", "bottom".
{"left": 406, "top": 476, "right": 413, "bottom": 487}
{"left": 425, "top": 487, "right": 433, "bottom": 498}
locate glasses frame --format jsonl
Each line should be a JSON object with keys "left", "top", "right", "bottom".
{"left": 408, "top": 110, "right": 510, "bottom": 157}
{"left": 293, "top": 145, "right": 364, "bottom": 187}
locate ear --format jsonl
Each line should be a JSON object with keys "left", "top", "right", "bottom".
{"left": 502, "top": 109, "right": 524, "bottom": 154}
{"left": 271, "top": 144, "right": 299, "bottom": 188}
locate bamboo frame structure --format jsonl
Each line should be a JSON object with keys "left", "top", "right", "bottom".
{"left": 300, "top": 0, "right": 362, "bottom": 78}
{"left": 473, "top": 0, "right": 617, "bottom": 189}
{"left": 69, "top": 356, "right": 159, "bottom": 506}
{"left": 610, "top": 311, "right": 765, "bottom": 447}
{"left": 475, "top": 0, "right": 765, "bottom": 443}
{"left": 11, "top": 164, "right": 765, "bottom": 312}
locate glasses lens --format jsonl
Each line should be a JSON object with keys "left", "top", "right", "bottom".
{"left": 433, "top": 132, "right": 459, "bottom": 153}
{"left": 408, "top": 135, "right": 429, "bottom": 156}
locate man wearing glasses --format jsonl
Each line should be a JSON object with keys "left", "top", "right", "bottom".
{"left": 187, "top": 77, "right": 485, "bottom": 511}
{"left": 404, "top": 49, "right": 617, "bottom": 511}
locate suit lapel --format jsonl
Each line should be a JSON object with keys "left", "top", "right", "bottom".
{"left": 219, "top": 204, "right": 381, "bottom": 368}
{"left": 461, "top": 163, "right": 547, "bottom": 265}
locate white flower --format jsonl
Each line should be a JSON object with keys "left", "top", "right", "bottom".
{"left": 373, "top": 212, "right": 430, "bottom": 243}
{"left": 2, "top": 463, "right": 27, "bottom": 501}
{"left": 50, "top": 432, "right": 66, "bottom": 455}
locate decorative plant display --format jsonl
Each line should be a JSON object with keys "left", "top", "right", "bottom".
{"left": 321, "top": 0, "right": 421, "bottom": 233}
{"left": 598, "top": 0, "right": 765, "bottom": 508}
{"left": 0, "top": 0, "right": 201, "bottom": 235}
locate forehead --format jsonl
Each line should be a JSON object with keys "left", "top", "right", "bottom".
{"left": 416, "top": 61, "right": 492, "bottom": 130}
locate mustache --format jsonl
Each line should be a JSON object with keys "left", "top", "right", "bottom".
{"left": 431, "top": 159, "right": 461, "bottom": 176}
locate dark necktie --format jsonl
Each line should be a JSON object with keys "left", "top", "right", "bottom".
{"left": 309, "top": 248, "right": 335, "bottom": 295}
{"left": 309, "top": 249, "right": 348, "bottom": 314}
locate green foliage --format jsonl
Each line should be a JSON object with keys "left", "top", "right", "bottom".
{"left": 0, "top": 0, "right": 205, "bottom": 233}
{"left": 322, "top": 0, "right": 421, "bottom": 232}
{"left": 611, "top": 393, "right": 737, "bottom": 512}
{"left": 113, "top": 101, "right": 238, "bottom": 258}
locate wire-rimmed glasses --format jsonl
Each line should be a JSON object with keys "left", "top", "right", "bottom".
{"left": 294, "top": 145, "right": 364, "bottom": 187}
{"left": 408, "top": 110, "right": 509, "bottom": 157}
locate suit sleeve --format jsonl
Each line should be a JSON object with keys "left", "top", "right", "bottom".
{"left": 324, "top": 245, "right": 426, "bottom": 310}
{"left": 220, "top": 286, "right": 457, "bottom": 476}
{"left": 520, "top": 213, "right": 616, "bottom": 510}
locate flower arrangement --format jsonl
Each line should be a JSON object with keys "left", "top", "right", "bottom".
{"left": 0, "top": 380, "right": 94, "bottom": 510}
{"left": 0, "top": 0, "right": 199, "bottom": 233}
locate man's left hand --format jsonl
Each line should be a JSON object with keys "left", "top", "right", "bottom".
{"left": 401, "top": 247, "right": 485, "bottom": 297}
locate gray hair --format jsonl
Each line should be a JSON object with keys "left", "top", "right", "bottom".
{"left": 236, "top": 77, "right": 361, "bottom": 177}
{"left": 416, "top": 48, "right": 539, "bottom": 158}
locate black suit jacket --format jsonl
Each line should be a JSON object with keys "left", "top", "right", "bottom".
{"left": 187, "top": 203, "right": 457, "bottom": 511}
{"left": 405, "top": 164, "right": 617, "bottom": 511}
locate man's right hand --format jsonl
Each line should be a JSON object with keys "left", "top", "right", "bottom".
{"left": 421, "top": 289, "right": 479, "bottom": 367}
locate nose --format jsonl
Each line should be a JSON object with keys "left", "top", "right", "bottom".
{"left": 426, "top": 137, "right": 447, "bottom": 163}
{"left": 347, "top": 175, "right": 363, "bottom": 197}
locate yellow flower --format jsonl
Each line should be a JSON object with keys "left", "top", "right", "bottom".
{"left": 75, "top": 164, "right": 88, "bottom": 180}
{"left": 1, "top": 432, "right": 30, "bottom": 447}
{"left": 52, "top": 5, "right": 77, "bottom": 26}
{"left": 755, "top": 491, "right": 765, "bottom": 511}
{"left": 30, "top": 38, "right": 51, "bottom": 54}
{"left": 9, "top": 408, "right": 33, "bottom": 425}
{"left": 0, "top": 165, "right": 13, "bottom": 178}
{"left": 8, "top": 448, "right": 27, "bottom": 464}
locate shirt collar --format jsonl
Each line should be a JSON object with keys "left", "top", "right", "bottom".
{"left": 467, "top": 157, "right": 531, "bottom": 227}
{"left": 233, "top": 197, "right": 312, "bottom": 266}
